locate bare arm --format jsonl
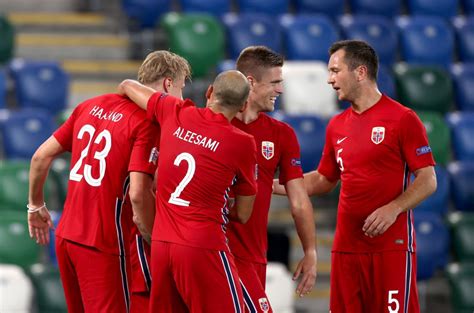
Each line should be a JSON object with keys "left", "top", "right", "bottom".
{"left": 28, "top": 136, "right": 65, "bottom": 245}
{"left": 363, "top": 166, "right": 437, "bottom": 237}
{"left": 129, "top": 171, "right": 155, "bottom": 244}
{"left": 228, "top": 194, "right": 255, "bottom": 224}
{"left": 117, "top": 79, "right": 156, "bottom": 110}
{"left": 285, "top": 178, "right": 317, "bottom": 297}
{"left": 273, "top": 170, "right": 337, "bottom": 196}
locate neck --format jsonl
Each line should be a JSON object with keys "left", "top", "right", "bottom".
{"left": 235, "top": 104, "right": 260, "bottom": 124}
{"left": 351, "top": 87, "right": 382, "bottom": 113}
{"left": 208, "top": 103, "right": 235, "bottom": 122}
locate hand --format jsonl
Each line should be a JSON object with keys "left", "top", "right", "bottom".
{"left": 293, "top": 250, "right": 317, "bottom": 297}
{"left": 363, "top": 202, "right": 402, "bottom": 238}
{"left": 28, "top": 206, "right": 54, "bottom": 245}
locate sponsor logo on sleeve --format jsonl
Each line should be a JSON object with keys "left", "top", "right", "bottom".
{"left": 148, "top": 147, "right": 159, "bottom": 164}
{"left": 416, "top": 145, "right": 432, "bottom": 156}
{"left": 262, "top": 141, "right": 274, "bottom": 160}
{"left": 291, "top": 158, "right": 302, "bottom": 167}
{"left": 371, "top": 127, "right": 385, "bottom": 144}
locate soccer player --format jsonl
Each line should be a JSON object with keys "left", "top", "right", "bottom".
{"left": 118, "top": 70, "right": 258, "bottom": 312}
{"left": 275, "top": 40, "right": 437, "bottom": 313}
{"left": 27, "top": 50, "right": 190, "bottom": 313}
{"left": 228, "top": 46, "right": 317, "bottom": 312}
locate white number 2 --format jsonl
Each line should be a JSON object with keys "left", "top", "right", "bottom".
{"left": 69, "top": 124, "right": 112, "bottom": 187}
{"left": 388, "top": 290, "right": 400, "bottom": 313}
{"left": 168, "top": 152, "right": 196, "bottom": 207}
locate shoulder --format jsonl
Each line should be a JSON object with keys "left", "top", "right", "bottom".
{"left": 327, "top": 108, "right": 349, "bottom": 128}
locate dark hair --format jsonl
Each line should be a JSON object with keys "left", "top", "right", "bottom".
{"left": 236, "top": 46, "right": 284, "bottom": 81}
{"left": 329, "top": 40, "right": 378, "bottom": 81}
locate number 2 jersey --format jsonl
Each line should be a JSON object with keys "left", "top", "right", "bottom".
{"left": 53, "top": 93, "right": 160, "bottom": 255}
{"left": 318, "top": 94, "right": 435, "bottom": 253}
{"left": 146, "top": 92, "right": 258, "bottom": 252}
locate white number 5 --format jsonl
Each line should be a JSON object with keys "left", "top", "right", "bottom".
{"left": 169, "top": 152, "right": 196, "bottom": 207}
{"left": 388, "top": 290, "right": 399, "bottom": 313}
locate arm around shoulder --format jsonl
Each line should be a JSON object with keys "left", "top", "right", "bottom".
{"left": 118, "top": 79, "right": 156, "bottom": 110}
{"left": 229, "top": 194, "right": 255, "bottom": 224}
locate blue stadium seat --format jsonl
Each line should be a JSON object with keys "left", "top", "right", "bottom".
{"left": 180, "top": 0, "right": 231, "bottom": 16}
{"left": 222, "top": 13, "right": 282, "bottom": 59}
{"left": 216, "top": 59, "right": 236, "bottom": 73}
{"left": 448, "top": 161, "right": 474, "bottom": 212}
{"left": 339, "top": 14, "right": 397, "bottom": 67}
{"left": 122, "top": 0, "right": 171, "bottom": 29}
{"left": 453, "top": 16, "right": 474, "bottom": 63}
{"left": 9, "top": 59, "right": 69, "bottom": 115}
{"left": 280, "top": 14, "right": 339, "bottom": 62}
{"left": 0, "top": 69, "right": 6, "bottom": 108}
{"left": 451, "top": 63, "right": 474, "bottom": 111}
{"left": 278, "top": 114, "right": 326, "bottom": 173}
{"left": 463, "top": 0, "right": 474, "bottom": 13}
{"left": 407, "top": 0, "right": 460, "bottom": 18}
{"left": 236, "top": 0, "right": 289, "bottom": 15}
{"left": 396, "top": 16, "right": 454, "bottom": 68}
{"left": 447, "top": 111, "right": 474, "bottom": 161}
{"left": 413, "top": 165, "right": 450, "bottom": 215}
{"left": 414, "top": 211, "right": 450, "bottom": 280}
{"left": 349, "top": 0, "right": 402, "bottom": 17}
{"left": 0, "top": 108, "right": 57, "bottom": 160}
{"left": 293, "top": 0, "right": 345, "bottom": 16}
{"left": 377, "top": 65, "right": 396, "bottom": 99}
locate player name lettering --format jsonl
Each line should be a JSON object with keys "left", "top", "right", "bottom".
{"left": 89, "top": 106, "right": 123, "bottom": 122}
{"left": 173, "top": 126, "right": 220, "bottom": 152}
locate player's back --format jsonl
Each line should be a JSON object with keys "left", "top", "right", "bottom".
{"left": 55, "top": 93, "right": 158, "bottom": 255}
{"left": 148, "top": 94, "right": 257, "bottom": 252}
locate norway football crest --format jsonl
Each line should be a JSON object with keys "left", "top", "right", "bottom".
{"left": 258, "top": 297, "right": 270, "bottom": 312}
{"left": 262, "top": 141, "right": 274, "bottom": 160}
{"left": 371, "top": 127, "right": 385, "bottom": 145}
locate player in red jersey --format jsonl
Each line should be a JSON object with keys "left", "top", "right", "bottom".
{"left": 27, "top": 50, "right": 190, "bottom": 313}
{"left": 275, "top": 40, "right": 437, "bottom": 313}
{"left": 118, "top": 70, "right": 258, "bottom": 313}
{"left": 229, "top": 46, "right": 317, "bottom": 312}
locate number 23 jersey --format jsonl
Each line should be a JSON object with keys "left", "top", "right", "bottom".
{"left": 54, "top": 94, "right": 159, "bottom": 255}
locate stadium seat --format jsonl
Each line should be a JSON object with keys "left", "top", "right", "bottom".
{"left": 462, "top": 0, "right": 474, "bottom": 13}
{"left": 448, "top": 212, "right": 474, "bottom": 262}
{"left": 447, "top": 161, "right": 474, "bottom": 212}
{"left": 122, "top": 0, "right": 171, "bottom": 29}
{"left": 339, "top": 15, "right": 397, "bottom": 67}
{"left": 50, "top": 158, "right": 70, "bottom": 205}
{"left": 0, "top": 15, "right": 14, "bottom": 64}
{"left": 414, "top": 165, "right": 450, "bottom": 215}
{"left": 396, "top": 16, "right": 454, "bottom": 68}
{"left": 268, "top": 229, "right": 290, "bottom": 268}
{"left": 453, "top": 16, "right": 474, "bottom": 63}
{"left": 446, "top": 111, "right": 474, "bottom": 161}
{"left": 414, "top": 211, "right": 450, "bottom": 280}
{"left": 282, "top": 61, "right": 338, "bottom": 117}
{"left": 161, "top": 13, "right": 225, "bottom": 78}
{"left": 28, "top": 264, "right": 67, "bottom": 313}
{"left": 0, "top": 108, "right": 57, "bottom": 160}
{"left": 216, "top": 59, "right": 235, "bottom": 73}
{"left": 222, "top": 13, "right": 282, "bottom": 60}
{"left": 266, "top": 262, "right": 295, "bottom": 313}
{"left": 446, "top": 262, "right": 474, "bottom": 313}
{"left": 377, "top": 65, "right": 396, "bottom": 99}
{"left": 417, "top": 111, "right": 451, "bottom": 165}
{"left": 394, "top": 64, "right": 453, "bottom": 114}
{"left": 278, "top": 113, "right": 326, "bottom": 173}
{"left": 0, "top": 264, "right": 34, "bottom": 312}
{"left": 236, "top": 0, "right": 289, "bottom": 15}
{"left": 406, "top": 0, "right": 460, "bottom": 18}
{"left": 451, "top": 63, "right": 474, "bottom": 111}
{"left": 179, "top": 0, "right": 231, "bottom": 16}
{"left": 0, "top": 210, "right": 42, "bottom": 268}
{"left": 293, "top": 0, "right": 345, "bottom": 16}
{"left": 48, "top": 210, "right": 62, "bottom": 265}
{"left": 9, "top": 59, "right": 69, "bottom": 114}
{"left": 280, "top": 14, "right": 339, "bottom": 62}
{"left": 0, "top": 69, "right": 6, "bottom": 108}
{"left": 349, "top": 0, "right": 402, "bottom": 17}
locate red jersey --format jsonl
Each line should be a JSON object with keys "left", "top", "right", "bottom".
{"left": 147, "top": 92, "right": 258, "bottom": 252}
{"left": 54, "top": 94, "right": 159, "bottom": 255}
{"left": 227, "top": 113, "right": 304, "bottom": 264}
{"left": 318, "top": 95, "right": 435, "bottom": 253}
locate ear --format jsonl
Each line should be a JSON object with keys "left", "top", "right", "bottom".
{"left": 205, "top": 85, "right": 213, "bottom": 100}
{"left": 247, "top": 76, "right": 255, "bottom": 87}
{"left": 357, "top": 65, "right": 368, "bottom": 81}
{"left": 239, "top": 100, "right": 249, "bottom": 113}
{"left": 162, "top": 77, "right": 172, "bottom": 93}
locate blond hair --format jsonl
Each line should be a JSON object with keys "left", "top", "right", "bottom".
{"left": 138, "top": 50, "right": 191, "bottom": 84}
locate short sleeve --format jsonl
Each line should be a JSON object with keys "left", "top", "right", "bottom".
{"left": 278, "top": 124, "right": 304, "bottom": 184}
{"left": 399, "top": 110, "right": 436, "bottom": 172}
{"left": 232, "top": 136, "right": 258, "bottom": 196}
{"left": 128, "top": 119, "right": 161, "bottom": 176}
{"left": 317, "top": 122, "right": 340, "bottom": 182}
{"left": 53, "top": 106, "right": 79, "bottom": 152}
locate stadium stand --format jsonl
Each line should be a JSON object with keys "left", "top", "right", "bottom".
{"left": 451, "top": 62, "right": 474, "bottom": 111}
{"left": 446, "top": 262, "right": 474, "bottom": 313}
{"left": 0, "top": 69, "right": 6, "bottom": 108}
{"left": 453, "top": 16, "right": 474, "bottom": 63}
{"left": 377, "top": 65, "right": 397, "bottom": 99}
{"left": 406, "top": 0, "right": 460, "bottom": 18}
{"left": 179, "top": 0, "right": 231, "bottom": 16}
{"left": 0, "top": 263, "right": 34, "bottom": 312}
{"left": 447, "top": 161, "right": 474, "bottom": 212}
{"left": 446, "top": 111, "right": 474, "bottom": 161}
{"left": 414, "top": 165, "right": 450, "bottom": 215}
{"left": 293, "top": 0, "right": 345, "bottom": 16}
{"left": 28, "top": 263, "right": 68, "bottom": 313}
{"left": 122, "top": 0, "right": 171, "bottom": 29}
{"left": 448, "top": 212, "right": 474, "bottom": 262}
{"left": 0, "top": 14, "right": 14, "bottom": 65}
{"left": 349, "top": 0, "right": 402, "bottom": 17}
{"left": 417, "top": 110, "right": 451, "bottom": 165}
{"left": 236, "top": 0, "right": 289, "bottom": 15}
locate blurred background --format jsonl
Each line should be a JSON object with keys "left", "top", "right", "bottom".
{"left": 0, "top": 0, "right": 473, "bottom": 312}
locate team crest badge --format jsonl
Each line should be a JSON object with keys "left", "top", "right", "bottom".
{"left": 258, "top": 298, "right": 270, "bottom": 312}
{"left": 371, "top": 127, "right": 385, "bottom": 145}
{"left": 261, "top": 141, "right": 274, "bottom": 160}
